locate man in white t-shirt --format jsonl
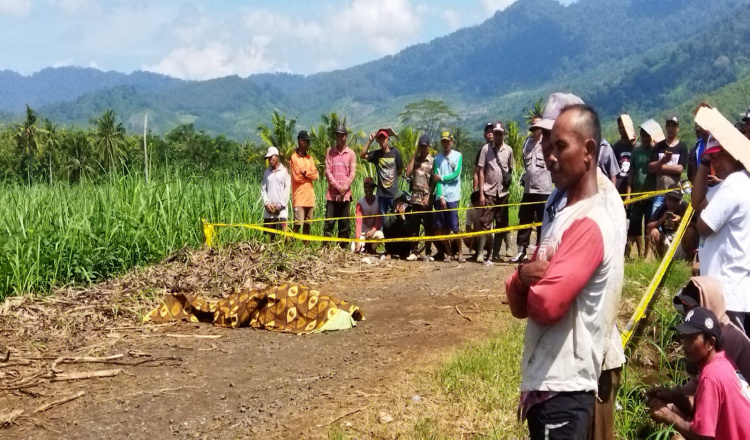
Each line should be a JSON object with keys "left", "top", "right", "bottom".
{"left": 693, "top": 135, "right": 750, "bottom": 333}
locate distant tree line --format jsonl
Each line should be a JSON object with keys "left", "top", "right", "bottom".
{"left": 0, "top": 100, "right": 536, "bottom": 185}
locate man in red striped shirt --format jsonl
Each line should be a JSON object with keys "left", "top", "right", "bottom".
{"left": 324, "top": 125, "right": 357, "bottom": 248}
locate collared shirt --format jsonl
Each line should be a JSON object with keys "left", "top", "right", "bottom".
{"left": 325, "top": 146, "right": 357, "bottom": 202}
{"left": 261, "top": 165, "right": 291, "bottom": 219}
{"left": 521, "top": 136, "right": 552, "bottom": 195}
{"left": 410, "top": 153, "right": 434, "bottom": 206}
{"left": 478, "top": 142, "right": 513, "bottom": 197}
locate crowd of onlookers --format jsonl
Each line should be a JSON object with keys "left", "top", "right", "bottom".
{"left": 259, "top": 93, "right": 750, "bottom": 439}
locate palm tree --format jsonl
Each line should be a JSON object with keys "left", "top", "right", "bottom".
{"left": 257, "top": 111, "right": 296, "bottom": 159}
{"left": 36, "top": 119, "right": 60, "bottom": 185}
{"left": 524, "top": 98, "right": 545, "bottom": 126}
{"left": 63, "top": 129, "right": 96, "bottom": 183}
{"left": 310, "top": 112, "right": 348, "bottom": 162}
{"left": 15, "top": 105, "right": 38, "bottom": 185}
{"left": 393, "top": 126, "right": 420, "bottom": 164}
{"left": 449, "top": 126, "right": 471, "bottom": 154}
{"left": 92, "top": 109, "right": 126, "bottom": 177}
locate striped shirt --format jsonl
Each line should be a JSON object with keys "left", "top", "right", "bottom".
{"left": 325, "top": 146, "right": 357, "bottom": 202}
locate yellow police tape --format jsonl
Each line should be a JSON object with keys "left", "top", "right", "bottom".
{"left": 620, "top": 203, "right": 695, "bottom": 348}
{"left": 249, "top": 186, "right": 686, "bottom": 227}
{"left": 203, "top": 218, "right": 542, "bottom": 247}
{"left": 202, "top": 186, "right": 689, "bottom": 247}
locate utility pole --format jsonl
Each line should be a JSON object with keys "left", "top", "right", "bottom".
{"left": 143, "top": 112, "right": 149, "bottom": 183}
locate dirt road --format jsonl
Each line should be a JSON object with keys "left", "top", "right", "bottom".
{"left": 1, "top": 259, "right": 515, "bottom": 439}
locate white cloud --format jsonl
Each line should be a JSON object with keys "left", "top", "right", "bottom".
{"left": 144, "top": 0, "right": 425, "bottom": 80}
{"left": 49, "top": 0, "right": 101, "bottom": 16}
{"left": 442, "top": 9, "right": 462, "bottom": 31}
{"left": 144, "top": 37, "right": 287, "bottom": 80}
{"left": 335, "top": 0, "right": 422, "bottom": 54}
{"left": 0, "top": 0, "right": 31, "bottom": 17}
{"left": 52, "top": 58, "right": 74, "bottom": 67}
{"left": 480, "top": 0, "right": 518, "bottom": 13}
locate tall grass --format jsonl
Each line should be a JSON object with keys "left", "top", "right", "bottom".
{"left": 0, "top": 159, "right": 525, "bottom": 299}
{"left": 0, "top": 171, "right": 272, "bottom": 298}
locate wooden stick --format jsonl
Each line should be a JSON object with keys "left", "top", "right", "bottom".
{"left": 0, "top": 380, "right": 41, "bottom": 391}
{"left": 141, "top": 334, "right": 222, "bottom": 339}
{"left": 455, "top": 305, "right": 473, "bottom": 323}
{"left": 319, "top": 405, "right": 369, "bottom": 427}
{"left": 0, "top": 409, "right": 24, "bottom": 429}
{"left": 0, "top": 360, "right": 33, "bottom": 368}
{"left": 51, "top": 354, "right": 125, "bottom": 371}
{"left": 50, "top": 369, "right": 122, "bottom": 382}
{"left": 34, "top": 391, "right": 85, "bottom": 413}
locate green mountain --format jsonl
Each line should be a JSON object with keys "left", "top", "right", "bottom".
{"left": 4, "top": 0, "right": 750, "bottom": 139}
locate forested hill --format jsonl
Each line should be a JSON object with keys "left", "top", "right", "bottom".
{"left": 0, "top": 68, "right": 182, "bottom": 111}
{"left": 3, "top": 0, "right": 750, "bottom": 138}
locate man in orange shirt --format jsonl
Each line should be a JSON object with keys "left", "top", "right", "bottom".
{"left": 290, "top": 130, "right": 320, "bottom": 238}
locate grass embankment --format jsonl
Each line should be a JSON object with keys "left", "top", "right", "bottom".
{"left": 329, "top": 260, "right": 692, "bottom": 439}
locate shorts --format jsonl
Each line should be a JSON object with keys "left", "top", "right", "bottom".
{"left": 628, "top": 200, "right": 652, "bottom": 237}
{"left": 433, "top": 200, "right": 459, "bottom": 233}
{"left": 293, "top": 206, "right": 314, "bottom": 224}
{"left": 527, "top": 391, "right": 595, "bottom": 440}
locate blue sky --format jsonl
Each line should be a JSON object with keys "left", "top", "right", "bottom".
{"left": 0, "top": 0, "right": 575, "bottom": 80}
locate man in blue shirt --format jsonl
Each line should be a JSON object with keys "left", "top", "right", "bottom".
{"left": 433, "top": 131, "right": 464, "bottom": 263}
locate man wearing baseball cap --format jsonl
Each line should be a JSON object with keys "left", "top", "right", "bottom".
{"left": 512, "top": 116, "right": 550, "bottom": 264}
{"left": 432, "top": 130, "right": 464, "bottom": 263}
{"left": 476, "top": 121, "right": 514, "bottom": 265}
{"left": 406, "top": 134, "right": 435, "bottom": 261}
{"left": 507, "top": 98, "right": 626, "bottom": 440}
{"left": 473, "top": 123, "right": 495, "bottom": 191}
{"left": 290, "top": 130, "right": 320, "bottom": 240}
{"left": 647, "top": 307, "right": 750, "bottom": 439}
{"left": 648, "top": 114, "right": 688, "bottom": 217}
{"left": 261, "top": 146, "right": 291, "bottom": 235}
{"left": 324, "top": 124, "right": 357, "bottom": 248}
{"left": 361, "top": 127, "right": 404, "bottom": 215}
{"left": 692, "top": 133, "right": 750, "bottom": 333}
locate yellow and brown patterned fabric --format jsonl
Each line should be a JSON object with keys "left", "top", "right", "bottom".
{"left": 144, "top": 284, "right": 364, "bottom": 334}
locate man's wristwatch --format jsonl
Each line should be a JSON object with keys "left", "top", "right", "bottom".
{"left": 700, "top": 157, "right": 711, "bottom": 167}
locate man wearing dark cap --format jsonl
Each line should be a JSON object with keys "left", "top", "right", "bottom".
{"left": 361, "top": 128, "right": 404, "bottom": 215}
{"left": 474, "top": 123, "right": 494, "bottom": 191}
{"left": 648, "top": 114, "right": 688, "bottom": 216}
{"left": 324, "top": 124, "right": 357, "bottom": 248}
{"left": 290, "top": 130, "right": 320, "bottom": 239}
{"left": 406, "top": 134, "right": 435, "bottom": 261}
{"left": 647, "top": 307, "right": 750, "bottom": 440}
{"left": 646, "top": 184, "right": 688, "bottom": 258}
{"left": 476, "top": 121, "right": 514, "bottom": 265}
{"left": 512, "top": 116, "right": 550, "bottom": 264}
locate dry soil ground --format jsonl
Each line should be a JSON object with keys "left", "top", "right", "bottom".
{"left": 1, "top": 253, "right": 516, "bottom": 440}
